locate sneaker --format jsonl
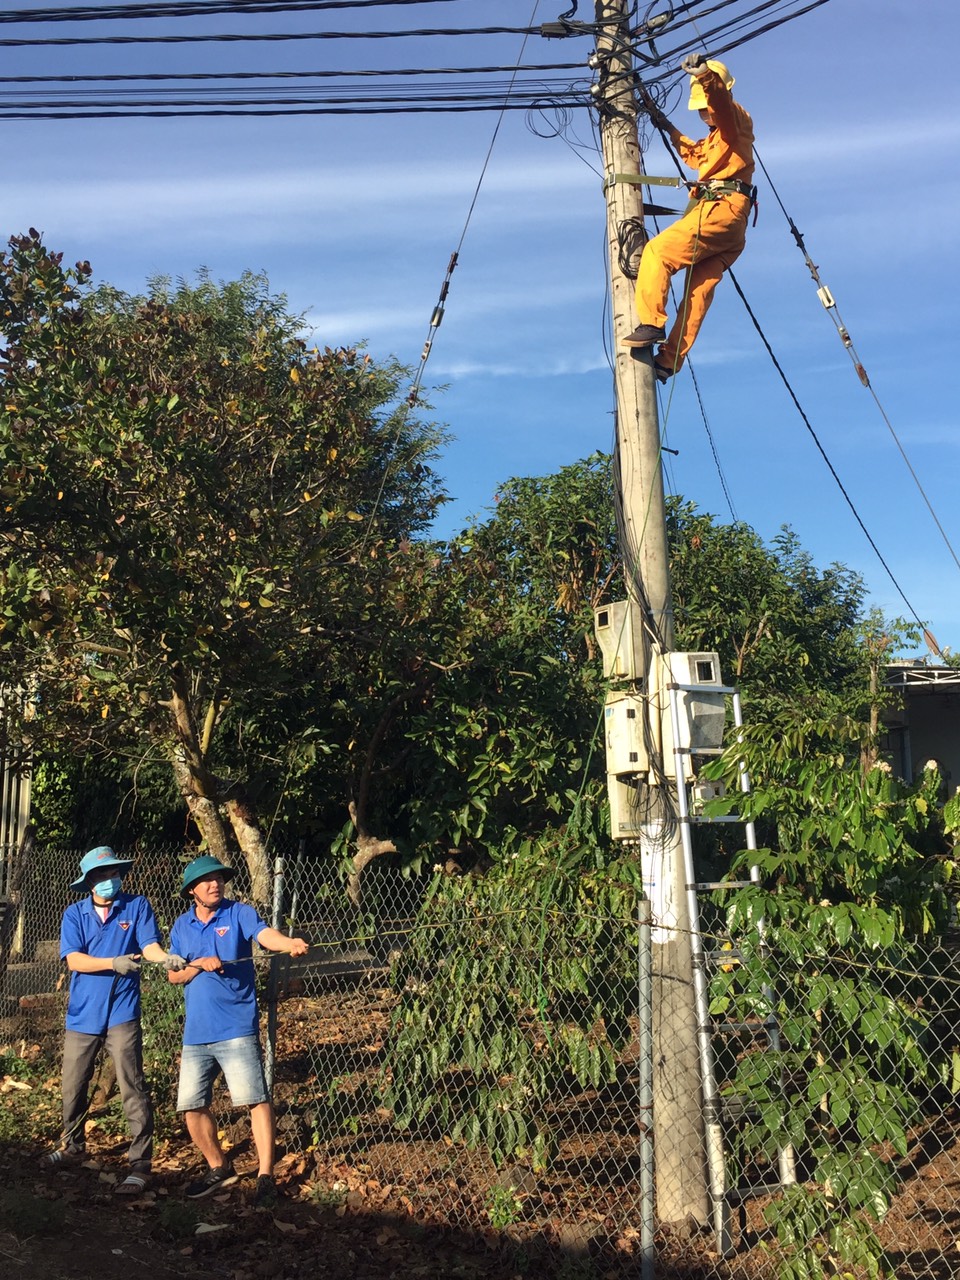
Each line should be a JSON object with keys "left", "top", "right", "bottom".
{"left": 185, "top": 1163, "right": 238, "bottom": 1199}
{"left": 653, "top": 361, "right": 674, "bottom": 384}
{"left": 39, "top": 1147, "right": 84, "bottom": 1170}
{"left": 253, "top": 1174, "right": 278, "bottom": 1210}
{"left": 622, "top": 324, "right": 666, "bottom": 348}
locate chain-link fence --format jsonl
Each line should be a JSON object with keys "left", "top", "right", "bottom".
{"left": 3, "top": 843, "right": 960, "bottom": 1279}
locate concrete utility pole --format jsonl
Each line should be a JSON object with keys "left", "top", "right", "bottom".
{"left": 593, "top": 0, "right": 709, "bottom": 1228}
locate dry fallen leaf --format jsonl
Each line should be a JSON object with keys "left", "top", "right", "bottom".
{"left": 0, "top": 1076, "right": 31, "bottom": 1093}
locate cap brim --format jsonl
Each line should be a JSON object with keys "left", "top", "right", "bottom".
{"left": 71, "top": 860, "right": 134, "bottom": 892}
{"left": 182, "top": 865, "right": 236, "bottom": 897}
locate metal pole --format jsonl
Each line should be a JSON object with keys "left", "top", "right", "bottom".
{"left": 638, "top": 896, "right": 655, "bottom": 1280}
{"left": 263, "top": 854, "right": 284, "bottom": 1092}
{"left": 596, "top": 0, "right": 709, "bottom": 1226}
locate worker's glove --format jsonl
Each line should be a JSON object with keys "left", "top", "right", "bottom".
{"left": 681, "top": 52, "right": 710, "bottom": 77}
{"left": 112, "top": 955, "right": 141, "bottom": 976}
{"left": 161, "top": 953, "right": 188, "bottom": 972}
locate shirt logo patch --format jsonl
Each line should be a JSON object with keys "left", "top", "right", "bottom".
{"left": 118, "top": 921, "right": 131, "bottom": 931}
{"left": 215, "top": 927, "right": 229, "bottom": 937}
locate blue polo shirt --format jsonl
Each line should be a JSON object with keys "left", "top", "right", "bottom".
{"left": 60, "top": 893, "right": 161, "bottom": 1035}
{"left": 169, "top": 898, "right": 269, "bottom": 1045}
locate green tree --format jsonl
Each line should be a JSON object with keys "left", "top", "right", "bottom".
{"left": 315, "top": 456, "right": 617, "bottom": 894}
{"left": 668, "top": 500, "right": 866, "bottom": 712}
{"left": 0, "top": 232, "right": 447, "bottom": 898}
{"left": 702, "top": 716, "right": 954, "bottom": 1278}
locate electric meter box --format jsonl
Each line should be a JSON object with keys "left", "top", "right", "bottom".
{"left": 607, "top": 772, "right": 646, "bottom": 840}
{"left": 603, "top": 691, "right": 649, "bottom": 776}
{"left": 656, "top": 651, "right": 727, "bottom": 774}
{"left": 593, "top": 599, "right": 648, "bottom": 681}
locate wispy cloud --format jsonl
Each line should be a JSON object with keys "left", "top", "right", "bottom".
{"left": 433, "top": 354, "right": 610, "bottom": 378}
{"left": 759, "top": 117, "right": 960, "bottom": 171}
{"left": 10, "top": 153, "right": 597, "bottom": 249}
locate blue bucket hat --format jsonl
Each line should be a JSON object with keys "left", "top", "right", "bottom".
{"left": 180, "top": 854, "right": 235, "bottom": 899}
{"left": 70, "top": 846, "right": 134, "bottom": 892}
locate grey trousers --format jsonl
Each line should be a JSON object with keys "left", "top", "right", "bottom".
{"left": 61, "top": 1020, "right": 154, "bottom": 1173}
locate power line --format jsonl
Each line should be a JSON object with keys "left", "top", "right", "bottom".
{"left": 630, "top": 0, "right": 836, "bottom": 86}
{"left": 359, "top": 0, "right": 545, "bottom": 559}
{"left": 0, "top": 62, "right": 583, "bottom": 83}
{"left": 0, "top": 0, "right": 830, "bottom": 49}
{"left": 727, "top": 269, "right": 936, "bottom": 646}
{"left": 0, "top": 25, "right": 543, "bottom": 48}
{"left": 0, "top": 92, "right": 588, "bottom": 119}
{"left": 0, "top": 76, "right": 582, "bottom": 98}
{"left": 685, "top": 360, "right": 738, "bottom": 523}
{"left": 752, "top": 145, "right": 960, "bottom": 582}
{"left": 1, "top": 0, "right": 471, "bottom": 20}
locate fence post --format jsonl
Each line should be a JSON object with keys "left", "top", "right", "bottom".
{"left": 264, "top": 854, "right": 285, "bottom": 1092}
{"left": 638, "top": 895, "right": 655, "bottom": 1279}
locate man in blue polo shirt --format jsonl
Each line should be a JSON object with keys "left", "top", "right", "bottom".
{"left": 168, "top": 855, "right": 308, "bottom": 1207}
{"left": 43, "top": 846, "right": 188, "bottom": 1196}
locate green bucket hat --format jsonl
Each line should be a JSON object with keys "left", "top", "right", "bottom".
{"left": 180, "top": 854, "right": 235, "bottom": 899}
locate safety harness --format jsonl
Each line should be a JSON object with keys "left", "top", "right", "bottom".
{"left": 691, "top": 177, "right": 759, "bottom": 224}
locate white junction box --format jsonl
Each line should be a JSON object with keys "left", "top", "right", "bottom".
{"left": 655, "top": 651, "right": 727, "bottom": 775}
{"left": 607, "top": 772, "right": 646, "bottom": 840}
{"left": 603, "top": 690, "right": 649, "bottom": 776}
{"left": 593, "top": 599, "right": 649, "bottom": 681}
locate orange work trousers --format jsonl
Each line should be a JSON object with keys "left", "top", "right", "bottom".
{"left": 634, "top": 193, "right": 750, "bottom": 374}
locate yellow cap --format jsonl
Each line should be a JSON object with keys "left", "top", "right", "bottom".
{"left": 687, "top": 60, "right": 734, "bottom": 110}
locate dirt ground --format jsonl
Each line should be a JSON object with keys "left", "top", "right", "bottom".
{"left": 0, "top": 1141, "right": 739, "bottom": 1280}
{"left": 5, "top": 1113, "right": 960, "bottom": 1280}
{"left": 0, "top": 1138, "right": 571, "bottom": 1280}
{"left": 5, "top": 985, "right": 960, "bottom": 1280}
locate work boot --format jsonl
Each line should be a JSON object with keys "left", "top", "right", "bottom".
{"left": 622, "top": 324, "right": 666, "bottom": 348}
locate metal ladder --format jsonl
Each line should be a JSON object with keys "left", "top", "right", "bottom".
{"left": 666, "top": 679, "right": 796, "bottom": 1255}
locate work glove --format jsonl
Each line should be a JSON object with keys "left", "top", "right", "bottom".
{"left": 681, "top": 52, "right": 710, "bottom": 77}
{"left": 161, "top": 953, "right": 188, "bottom": 972}
{"left": 112, "top": 955, "right": 141, "bottom": 976}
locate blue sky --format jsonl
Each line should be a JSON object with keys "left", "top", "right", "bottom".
{"left": 6, "top": 0, "right": 960, "bottom": 656}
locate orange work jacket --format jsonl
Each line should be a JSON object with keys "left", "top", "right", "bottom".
{"left": 673, "top": 71, "right": 754, "bottom": 186}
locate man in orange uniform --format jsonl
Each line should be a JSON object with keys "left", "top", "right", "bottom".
{"left": 623, "top": 53, "right": 755, "bottom": 382}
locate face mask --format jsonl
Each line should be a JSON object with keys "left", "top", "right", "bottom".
{"left": 92, "top": 877, "right": 122, "bottom": 901}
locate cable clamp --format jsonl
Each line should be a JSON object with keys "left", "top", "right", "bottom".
{"left": 541, "top": 20, "right": 588, "bottom": 38}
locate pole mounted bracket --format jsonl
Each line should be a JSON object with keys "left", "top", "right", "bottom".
{"left": 603, "top": 172, "right": 685, "bottom": 193}
{"left": 604, "top": 172, "right": 685, "bottom": 189}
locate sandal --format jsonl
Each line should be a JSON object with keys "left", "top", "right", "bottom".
{"left": 114, "top": 1174, "right": 149, "bottom": 1197}
{"left": 39, "top": 1148, "right": 83, "bottom": 1170}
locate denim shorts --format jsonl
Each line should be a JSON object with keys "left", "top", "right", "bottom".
{"left": 176, "top": 1035, "right": 270, "bottom": 1111}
